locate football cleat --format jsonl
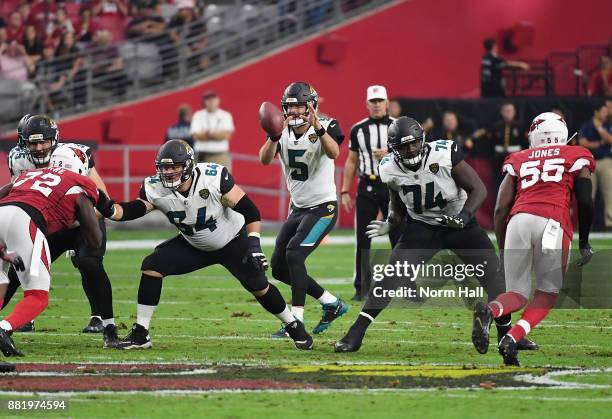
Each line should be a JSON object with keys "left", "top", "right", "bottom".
{"left": 334, "top": 323, "right": 366, "bottom": 353}
{"left": 312, "top": 298, "right": 349, "bottom": 334}
{"left": 270, "top": 324, "right": 289, "bottom": 339}
{"left": 0, "top": 329, "right": 23, "bottom": 357}
{"left": 103, "top": 324, "right": 121, "bottom": 349}
{"left": 15, "top": 321, "right": 34, "bottom": 333}
{"left": 284, "top": 320, "right": 313, "bottom": 350}
{"left": 472, "top": 302, "right": 493, "bottom": 354}
{"left": 517, "top": 337, "right": 539, "bottom": 351}
{"left": 82, "top": 317, "right": 104, "bottom": 333}
{"left": 498, "top": 335, "right": 520, "bottom": 366}
{"left": 117, "top": 323, "right": 152, "bottom": 350}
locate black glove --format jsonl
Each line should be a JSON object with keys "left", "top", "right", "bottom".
{"left": 0, "top": 246, "right": 25, "bottom": 272}
{"left": 242, "top": 235, "right": 268, "bottom": 272}
{"left": 96, "top": 189, "right": 116, "bottom": 218}
{"left": 435, "top": 210, "right": 470, "bottom": 229}
{"left": 577, "top": 240, "right": 594, "bottom": 267}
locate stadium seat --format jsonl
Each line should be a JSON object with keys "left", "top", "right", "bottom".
{"left": 92, "top": 15, "right": 128, "bottom": 42}
{"left": 0, "top": 0, "right": 20, "bottom": 19}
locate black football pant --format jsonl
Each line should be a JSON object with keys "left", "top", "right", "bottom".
{"left": 271, "top": 201, "right": 338, "bottom": 307}
{"left": 354, "top": 177, "right": 401, "bottom": 296}
{"left": 2, "top": 220, "right": 114, "bottom": 321}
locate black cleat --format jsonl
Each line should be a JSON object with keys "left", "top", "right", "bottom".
{"left": 498, "top": 335, "right": 520, "bottom": 366}
{"left": 517, "top": 337, "right": 539, "bottom": 351}
{"left": 82, "top": 317, "right": 104, "bottom": 333}
{"left": 312, "top": 298, "right": 348, "bottom": 334}
{"left": 0, "top": 329, "right": 23, "bottom": 357}
{"left": 103, "top": 324, "right": 121, "bottom": 349}
{"left": 284, "top": 320, "right": 313, "bottom": 350}
{"left": 334, "top": 323, "right": 366, "bottom": 353}
{"left": 117, "top": 323, "right": 152, "bottom": 350}
{"left": 472, "top": 302, "right": 493, "bottom": 354}
{"left": 270, "top": 324, "right": 289, "bottom": 339}
{"left": 15, "top": 321, "right": 34, "bottom": 333}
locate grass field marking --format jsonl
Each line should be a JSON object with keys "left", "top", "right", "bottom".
{"left": 7, "top": 369, "right": 217, "bottom": 377}
{"left": 17, "top": 332, "right": 608, "bottom": 350}
{"left": 515, "top": 368, "right": 612, "bottom": 389}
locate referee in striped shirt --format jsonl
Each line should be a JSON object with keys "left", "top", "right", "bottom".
{"left": 341, "top": 85, "right": 401, "bottom": 301}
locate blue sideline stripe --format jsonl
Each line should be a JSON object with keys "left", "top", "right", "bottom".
{"left": 301, "top": 216, "right": 333, "bottom": 246}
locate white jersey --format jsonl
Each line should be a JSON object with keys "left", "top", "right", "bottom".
{"left": 141, "top": 163, "right": 244, "bottom": 251}
{"left": 8, "top": 143, "right": 94, "bottom": 178}
{"left": 379, "top": 140, "right": 467, "bottom": 226}
{"left": 277, "top": 117, "right": 344, "bottom": 208}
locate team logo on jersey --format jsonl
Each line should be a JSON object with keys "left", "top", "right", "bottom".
{"left": 429, "top": 163, "right": 439, "bottom": 174}
{"left": 327, "top": 204, "right": 335, "bottom": 213}
{"left": 199, "top": 189, "right": 210, "bottom": 199}
{"left": 308, "top": 133, "right": 318, "bottom": 143}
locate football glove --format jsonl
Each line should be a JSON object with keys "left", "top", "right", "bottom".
{"left": 577, "top": 240, "right": 594, "bottom": 267}
{"left": 435, "top": 210, "right": 470, "bottom": 229}
{"left": 243, "top": 235, "right": 268, "bottom": 272}
{"left": 96, "top": 189, "right": 116, "bottom": 218}
{"left": 0, "top": 245, "right": 24, "bottom": 272}
{"left": 366, "top": 220, "right": 390, "bottom": 238}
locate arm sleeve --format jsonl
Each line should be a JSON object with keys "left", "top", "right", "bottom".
{"left": 138, "top": 181, "right": 150, "bottom": 202}
{"left": 327, "top": 119, "right": 345, "bottom": 145}
{"left": 349, "top": 126, "right": 359, "bottom": 151}
{"left": 219, "top": 167, "right": 235, "bottom": 194}
{"left": 574, "top": 177, "right": 593, "bottom": 242}
{"left": 450, "top": 141, "right": 465, "bottom": 166}
{"left": 86, "top": 148, "right": 95, "bottom": 168}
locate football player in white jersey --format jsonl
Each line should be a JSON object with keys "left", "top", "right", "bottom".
{"left": 334, "top": 117, "right": 537, "bottom": 353}
{"left": 3, "top": 114, "right": 119, "bottom": 348}
{"left": 98, "top": 140, "right": 313, "bottom": 350}
{"left": 259, "top": 81, "right": 348, "bottom": 340}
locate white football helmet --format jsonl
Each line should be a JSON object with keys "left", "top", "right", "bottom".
{"left": 528, "top": 112, "right": 568, "bottom": 148}
{"left": 49, "top": 145, "right": 90, "bottom": 176}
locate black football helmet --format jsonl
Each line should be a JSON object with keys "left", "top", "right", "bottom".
{"left": 155, "top": 139, "right": 195, "bottom": 190}
{"left": 17, "top": 113, "right": 36, "bottom": 149}
{"left": 387, "top": 116, "right": 426, "bottom": 168}
{"left": 281, "top": 81, "right": 318, "bottom": 127}
{"left": 21, "top": 114, "right": 59, "bottom": 167}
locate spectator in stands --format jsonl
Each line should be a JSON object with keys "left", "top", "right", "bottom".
{"left": 588, "top": 56, "right": 612, "bottom": 97}
{"left": 127, "top": 0, "right": 176, "bottom": 77}
{"left": 0, "top": 25, "right": 8, "bottom": 50}
{"left": 0, "top": 41, "right": 36, "bottom": 82}
{"left": 90, "top": 29, "right": 131, "bottom": 98}
{"left": 165, "top": 104, "right": 193, "bottom": 146}
{"left": 91, "top": 0, "right": 129, "bottom": 17}
{"left": 75, "top": 7, "right": 94, "bottom": 44}
{"left": 6, "top": 11, "right": 24, "bottom": 44}
{"left": 579, "top": 102, "right": 612, "bottom": 230}
{"left": 18, "top": 3, "right": 31, "bottom": 26}
{"left": 46, "top": 8, "right": 74, "bottom": 42}
{"left": 434, "top": 111, "right": 474, "bottom": 153}
{"left": 480, "top": 38, "right": 530, "bottom": 97}
{"left": 489, "top": 102, "right": 526, "bottom": 185}
{"left": 190, "top": 90, "right": 235, "bottom": 168}
{"left": 29, "top": 0, "right": 59, "bottom": 34}
{"left": 23, "top": 24, "right": 44, "bottom": 65}
{"left": 389, "top": 99, "right": 402, "bottom": 118}
{"left": 53, "top": 31, "right": 86, "bottom": 107}
{"left": 168, "top": 0, "right": 207, "bottom": 74}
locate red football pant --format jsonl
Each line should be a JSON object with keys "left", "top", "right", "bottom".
{"left": 4, "top": 290, "right": 49, "bottom": 330}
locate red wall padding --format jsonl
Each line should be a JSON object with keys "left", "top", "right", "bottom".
{"left": 6, "top": 0, "right": 610, "bottom": 225}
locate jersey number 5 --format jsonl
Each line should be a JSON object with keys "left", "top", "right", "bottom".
{"left": 288, "top": 149, "right": 308, "bottom": 181}
{"left": 13, "top": 171, "right": 62, "bottom": 197}
{"left": 519, "top": 158, "right": 564, "bottom": 189}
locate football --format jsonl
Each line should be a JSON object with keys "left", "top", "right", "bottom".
{"left": 258, "top": 101, "right": 284, "bottom": 137}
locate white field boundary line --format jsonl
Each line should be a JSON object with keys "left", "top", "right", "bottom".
{"left": 19, "top": 332, "right": 608, "bottom": 349}
{"left": 106, "top": 232, "right": 612, "bottom": 250}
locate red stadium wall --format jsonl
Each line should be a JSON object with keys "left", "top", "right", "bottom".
{"left": 3, "top": 0, "right": 610, "bottom": 225}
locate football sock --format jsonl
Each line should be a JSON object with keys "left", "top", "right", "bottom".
{"left": 277, "top": 307, "right": 295, "bottom": 324}
{"left": 5, "top": 290, "right": 48, "bottom": 330}
{"left": 136, "top": 273, "right": 163, "bottom": 330}
{"left": 76, "top": 256, "right": 114, "bottom": 320}
{"left": 495, "top": 314, "right": 512, "bottom": 338}
{"left": 102, "top": 318, "right": 115, "bottom": 327}
{"left": 488, "top": 291, "right": 528, "bottom": 318}
{"left": 291, "top": 306, "right": 304, "bottom": 322}
{"left": 286, "top": 248, "right": 309, "bottom": 307}
{"left": 1, "top": 268, "right": 20, "bottom": 310}
{"left": 0, "top": 297, "right": 3, "bottom": 311}
{"left": 355, "top": 311, "right": 375, "bottom": 330}
{"left": 0, "top": 320, "right": 11, "bottom": 331}
{"left": 507, "top": 290, "right": 557, "bottom": 342}
{"left": 253, "top": 284, "right": 288, "bottom": 318}
{"left": 306, "top": 275, "right": 325, "bottom": 299}
{"left": 318, "top": 290, "right": 337, "bottom": 305}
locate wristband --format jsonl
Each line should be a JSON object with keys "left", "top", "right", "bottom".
{"left": 315, "top": 126, "right": 326, "bottom": 137}
{"left": 269, "top": 134, "right": 281, "bottom": 142}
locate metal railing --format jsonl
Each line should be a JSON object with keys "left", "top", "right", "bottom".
{"left": 0, "top": 0, "right": 392, "bottom": 131}
{"left": 99, "top": 144, "right": 346, "bottom": 224}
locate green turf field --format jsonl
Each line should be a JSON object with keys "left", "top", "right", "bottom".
{"left": 0, "top": 230, "right": 610, "bottom": 418}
